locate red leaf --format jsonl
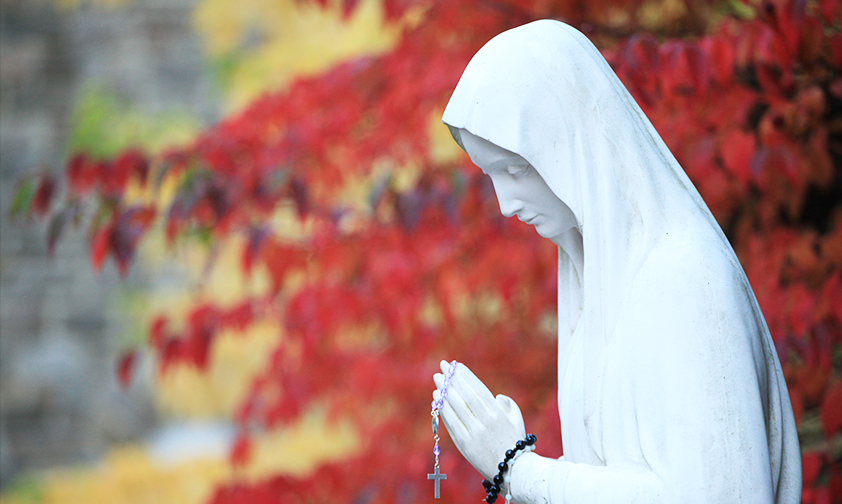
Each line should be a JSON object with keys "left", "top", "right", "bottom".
{"left": 752, "top": 145, "right": 799, "bottom": 186}
{"left": 230, "top": 433, "right": 252, "bottom": 467}
{"left": 31, "top": 174, "right": 55, "bottom": 217}
{"left": 91, "top": 225, "right": 113, "bottom": 272}
{"left": 261, "top": 240, "right": 301, "bottom": 295}
{"left": 661, "top": 41, "right": 709, "bottom": 96}
{"left": 822, "top": 274, "right": 842, "bottom": 327}
{"left": 830, "top": 465, "right": 842, "bottom": 504}
{"left": 224, "top": 302, "right": 254, "bottom": 331}
{"left": 814, "top": 486, "right": 832, "bottom": 504}
{"left": 341, "top": 0, "right": 359, "bottom": 19}
{"left": 160, "top": 338, "right": 183, "bottom": 373}
{"left": 802, "top": 452, "right": 825, "bottom": 488}
{"left": 829, "top": 35, "right": 842, "bottom": 68}
{"left": 820, "top": 380, "right": 842, "bottom": 438}
{"left": 66, "top": 153, "right": 98, "bottom": 195}
{"left": 289, "top": 178, "right": 309, "bottom": 218}
{"left": 819, "top": 0, "right": 842, "bottom": 25}
{"left": 122, "top": 149, "right": 150, "bottom": 184}
{"left": 110, "top": 206, "right": 157, "bottom": 276}
{"left": 243, "top": 226, "right": 270, "bottom": 275}
{"left": 149, "top": 316, "right": 169, "bottom": 348}
{"left": 720, "top": 130, "right": 756, "bottom": 185}
{"left": 117, "top": 350, "right": 137, "bottom": 390}
{"left": 618, "top": 33, "right": 661, "bottom": 106}
{"left": 701, "top": 35, "right": 735, "bottom": 86}
{"left": 186, "top": 328, "right": 215, "bottom": 369}
{"left": 798, "top": 17, "right": 824, "bottom": 65}
{"left": 104, "top": 149, "right": 149, "bottom": 194}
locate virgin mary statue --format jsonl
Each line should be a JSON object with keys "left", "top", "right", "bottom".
{"left": 432, "top": 20, "right": 801, "bottom": 503}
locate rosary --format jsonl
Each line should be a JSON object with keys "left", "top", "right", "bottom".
{"left": 429, "top": 360, "right": 538, "bottom": 503}
{"left": 428, "top": 360, "right": 457, "bottom": 499}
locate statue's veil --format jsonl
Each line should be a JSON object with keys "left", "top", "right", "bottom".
{"left": 443, "top": 19, "right": 728, "bottom": 424}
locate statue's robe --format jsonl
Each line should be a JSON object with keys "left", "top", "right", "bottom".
{"left": 443, "top": 19, "right": 801, "bottom": 503}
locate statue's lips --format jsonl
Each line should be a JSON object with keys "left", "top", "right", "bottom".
{"left": 518, "top": 215, "right": 537, "bottom": 224}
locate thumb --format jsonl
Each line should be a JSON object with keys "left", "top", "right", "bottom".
{"left": 495, "top": 394, "right": 525, "bottom": 431}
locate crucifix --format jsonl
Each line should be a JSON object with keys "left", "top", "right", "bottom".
{"left": 428, "top": 465, "right": 447, "bottom": 498}
{"left": 429, "top": 369, "right": 455, "bottom": 500}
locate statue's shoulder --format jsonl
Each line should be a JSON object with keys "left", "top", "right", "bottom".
{"left": 644, "top": 227, "right": 739, "bottom": 284}
{"left": 625, "top": 227, "right": 749, "bottom": 323}
{"left": 614, "top": 229, "right": 760, "bottom": 361}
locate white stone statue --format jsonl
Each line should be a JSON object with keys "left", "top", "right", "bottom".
{"left": 433, "top": 20, "right": 802, "bottom": 503}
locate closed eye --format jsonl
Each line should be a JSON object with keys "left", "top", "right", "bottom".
{"left": 507, "top": 163, "right": 530, "bottom": 177}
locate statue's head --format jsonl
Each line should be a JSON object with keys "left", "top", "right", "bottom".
{"left": 442, "top": 19, "right": 591, "bottom": 227}
{"left": 456, "top": 128, "right": 577, "bottom": 239}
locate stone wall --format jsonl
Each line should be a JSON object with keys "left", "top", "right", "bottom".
{"left": 0, "top": 0, "right": 219, "bottom": 486}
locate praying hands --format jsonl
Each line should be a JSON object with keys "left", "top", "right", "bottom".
{"left": 432, "top": 360, "right": 527, "bottom": 481}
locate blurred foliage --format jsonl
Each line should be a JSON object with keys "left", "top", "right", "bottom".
{"left": 0, "top": 409, "right": 357, "bottom": 504}
{"left": 193, "top": 0, "right": 402, "bottom": 110}
{"left": 1, "top": 477, "right": 44, "bottom": 504}
{"left": 65, "top": 87, "right": 199, "bottom": 160}
{"left": 0, "top": 410, "right": 357, "bottom": 504}
{"left": 4, "top": 0, "right": 393, "bottom": 502}
{"left": 0, "top": 449, "right": 226, "bottom": 504}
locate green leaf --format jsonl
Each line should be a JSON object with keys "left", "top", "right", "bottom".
{"left": 9, "top": 179, "right": 36, "bottom": 217}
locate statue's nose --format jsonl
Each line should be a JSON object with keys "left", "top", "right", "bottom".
{"left": 490, "top": 178, "right": 520, "bottom": 218}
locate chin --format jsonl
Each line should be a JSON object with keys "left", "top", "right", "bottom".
{"left": 535, "top": 226, "right": 555, "bottom": 238}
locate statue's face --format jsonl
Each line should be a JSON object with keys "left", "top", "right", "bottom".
{"left": 459, "top": 129, "right": 577, "bottom": 239}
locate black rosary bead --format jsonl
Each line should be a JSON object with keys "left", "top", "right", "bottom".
{"left": 478, "top": 434, "right": 538, "bottom": 502}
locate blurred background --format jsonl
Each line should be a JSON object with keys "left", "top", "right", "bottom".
{"left": 1, "top": 0, "right": 840, "bottom": 503}
{"left": 0, "top": 0, "right": 209, "bottom": 498}
{"left": 1, "top": 0, "right": 394, "bottom": 501}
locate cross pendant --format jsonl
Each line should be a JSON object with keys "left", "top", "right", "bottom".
{"left": 427, "top": 465, "right": 447, "bottom": 498}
